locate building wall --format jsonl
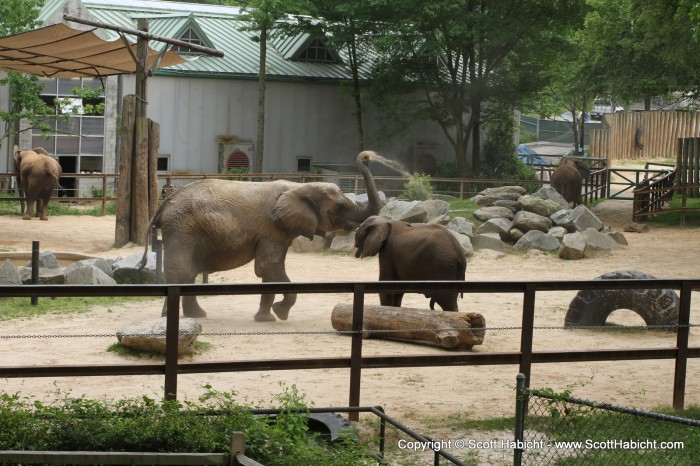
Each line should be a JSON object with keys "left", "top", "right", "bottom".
{"left": 120, "top": 74, "right": 452, "bottom": 178}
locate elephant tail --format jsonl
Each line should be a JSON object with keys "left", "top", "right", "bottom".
{"left": 138, "top": 203, "right": 164, "bottom": 271}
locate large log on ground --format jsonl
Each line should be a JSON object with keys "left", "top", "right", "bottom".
{"left": 331, "top": 304, "right": 485, "bottom": 350}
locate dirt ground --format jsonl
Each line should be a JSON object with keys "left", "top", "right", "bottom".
{"left": 1, "top": 197, "right": 699, "bottom": 463}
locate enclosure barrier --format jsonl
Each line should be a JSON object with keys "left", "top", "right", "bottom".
{"left": 0, "top": 278, "right": 697, "bottom": 415}
{"left": 513, "top": 373, "right": 700, "bottom": 466}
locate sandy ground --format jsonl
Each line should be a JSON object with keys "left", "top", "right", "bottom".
{"left": 1, "top": 199, "right": 699, "bottom": 463}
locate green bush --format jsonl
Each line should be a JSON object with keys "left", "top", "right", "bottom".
{"left": 0, "top": 385, "right": 374, "bottom": 466}
{"left": 403, "top": 173, "right": 433, "bottom": 200}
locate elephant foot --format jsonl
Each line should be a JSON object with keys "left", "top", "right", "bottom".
{"left": 22, "top": 215, "right": 31, "bottom": 220}
{"left": 254, "top": 311, "right": 276, "bottom": 322}
{"left": 183, "top": 306, "right": 207, "bottom": 318}
{"left": 40, "top": 217, "right": 48, "bottom": 221}
{"left": 272, "top": 302, "right": 290, "bottom": 321}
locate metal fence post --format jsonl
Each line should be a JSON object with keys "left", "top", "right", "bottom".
{"left": 30, "top": 241, "right": 39, "bottom": 305}
{"left": 673, "top": 280, "right": 692, "bottom": 410}
{"left": 164, "top": 286, "right": 180, "bottom": 401}
{"left": 513, "top": 373, "right": 527, "bottom": 466}
{"left": 348, "top": 284, "right": 365, "bottom": 422}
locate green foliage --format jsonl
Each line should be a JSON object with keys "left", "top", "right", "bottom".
{"left": 645, "top": 195, "right": 700, "bottom": 227}
{"left": 0, "top": 386, "right": 375, "bottom": 466}
{"left": 402, "top": 173, "right": 433, "bottom": 200}
{"left": 55, "top": 86, "right": 106, "bottom": 116}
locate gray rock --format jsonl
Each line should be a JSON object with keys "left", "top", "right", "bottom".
{"left": 421, "top": 199, "right": 450, "bottom": 222}
{"left": 472, "top": 191, "right": 522, "bottom": 207}
{"left": 582, "top": 228, "right": 620, "bottom": 250}
{"left": 473, "top": 206, "right": 514, "bottom": 222}
{"left": 328, "top": 230, "right": 356, "bottom": 253}
{"left": 512, "top": 210, "right": 552, "bottom": 233}
{"left": 64, "top": 258, "right": 114, "bottom": 278}
{"left": 112, "top": 252, "right": 157, "bottom": 284}
{"left": 509, "top": 227, "right": 525, "bottom": 242}
{"left": 548, "top": 226, "right": 568, "bottom": 242}
{"left": 18, "top": 266, "right": 65, "bottom": 284}
{"left": 447, "top": 217, "right": 474, "bottom": 237}
{"left": 427, "top": 214, "right": 451, "bottom": 225}
{"left": 477, "top": 217, "right": 513, "bottom": 241}
{"left": 608, "top": 231, "right": 629, "bottom": 246}
{"left": 550, "top": 209, "right": 576, "bottom": 232}
{"left": 517, "top": 195, "right": 563, "bottom": 218}
{"left": 447, "top": 230, "right": 474, "bottom": 257}
{"left": 514, "top": 230, "right": 560, "bottom": 253}
{"left": 24, "top": 251, "right": 60, "bottom": 269}
{"left": 352, "top": 191, "right": 387, "bottom": 209}
{"left": 65, "top": 264, "right": 117, "bottom": 285}
{"left": 476, "top": 186, "right": 527, "bottom": 197}
{"left": 559, "top": 232, "right": 587, "bottom": 260}
{"left": 0, "top": 260, "right": 22, "bottom": 285}
{"left": 571, "top": 205, "right": 604, "bottom": 232}
{"left": 472, "top": 233, "right": 507, "bottom": 253}
{"left": 291, "top": 235, "right": 326, "bottom": 253}
{"left": 492, "top": 199, "right": 520, "bottom": 212}
{"left": 533, "top": 187, "right": 569, "bottom": 209}
{"left": 117, "top": 318, "right": 202, "bottom": 355}
{"left": 379, "top": 200, "right": 428, "bottom": 223}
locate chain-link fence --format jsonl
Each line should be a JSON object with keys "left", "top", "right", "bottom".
{"left": 514, "top": 374, "right": 700, "bottom": 465}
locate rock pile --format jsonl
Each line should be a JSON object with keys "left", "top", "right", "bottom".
{"left": 0, "top": 251, "right": 158, "bottom": 286}
{"left": 295, "top": 185, "right": 626, "bottom": 260}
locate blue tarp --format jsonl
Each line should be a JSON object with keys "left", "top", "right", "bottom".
{"left": 517, "top": 145, "right": 548, "bottom": 165}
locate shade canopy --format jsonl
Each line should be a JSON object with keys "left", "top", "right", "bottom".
{"left": 0, "top": 23, "right": 186, "bottom": 78}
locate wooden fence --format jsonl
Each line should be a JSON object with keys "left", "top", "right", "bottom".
{"left": 590, "top": 111, "right": 700, "bottom": 161}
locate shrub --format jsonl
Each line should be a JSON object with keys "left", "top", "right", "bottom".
{"left": 403, "top": 173, "right": 433, "bottom": 200}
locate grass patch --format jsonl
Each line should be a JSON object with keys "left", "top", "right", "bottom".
{"left": 107, "top": 341, "right": 212, "bottom": 358}
{"left": 645, "top": 195, "right": 700, "bottom": 226}
{"left": 0, "top": 296, "right": 155, "bottom": 321}
{"left": 0, "top": 195, "right": 117, "bottom": 217}
{"left": 449, "top": 198, "right": 478, "bottom": 219}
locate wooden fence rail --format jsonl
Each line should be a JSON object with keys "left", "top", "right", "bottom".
{"left": 0, "top": 278, "right": 697, "bottom": 415}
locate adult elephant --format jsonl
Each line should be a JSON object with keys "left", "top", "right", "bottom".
{"left": 13, "top": 145, "right": 62, "bottom": 220}
{"left": 550, "top": 157, "right": 589, "bottom": 206}
{"left": 141, "top": 151, "right": 381, "bottom": 321}
{"left": 354, "top": 216, "right": 467, "bottom": 312}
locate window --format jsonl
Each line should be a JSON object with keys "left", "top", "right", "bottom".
{"left": 157, "top": 156, "right": 170, "bottom": 172}
{"left": 226, "top": 151, "right": 250, "bottom": 172}
{"left": 297, "top": 157, "right": 311, "bottom": 172}
{"left": 297, "top": 39, "right": 336, "bottom": 63}
{"left": 31, "top": 77, "right": 106, "bottom": 172}
{"left": 173, "top": 27, "right": 203, "bottom": 53}
{"left": 415, "top": 154, "right": 437, "bottom": 176}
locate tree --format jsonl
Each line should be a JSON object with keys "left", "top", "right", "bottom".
{"left": 236, "top": 0, "right": 312, "bottom": 173}
{"left": 369, "top": 0, "right": 585, "bottom": 177}
{"left": 0, "top": 0, "right": 54, "bottom": 152}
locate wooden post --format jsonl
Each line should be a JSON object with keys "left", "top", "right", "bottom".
{"left": 115, "top": 94, "right": 135, "bottom": 247}
{"left": 148, "top": 119, "right": 160, "bottom": 218}
{"left": 131, "top": 18, "right": 150, "bottom": 244}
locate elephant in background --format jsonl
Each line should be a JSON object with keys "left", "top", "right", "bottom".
{"left": 13, "top": 145, "right": 62, "bottom": 220}
{"left": 550, "top": 157, "right": 590, "bottom": 206}
{"left": 140, "top": 151, "right": 381, "bottom": 322}
{"left": 354, "top": 216, "right": 467, "bottom": 312}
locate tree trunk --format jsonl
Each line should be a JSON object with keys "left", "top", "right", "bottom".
{"left": 114, "top": 94, "right": 135, "bottom": 248}
{"left": 254, "top": 24, "right": 267, "bottom": 173}
{"left": 331, "top": 303, "right": 486, "bottom": 350}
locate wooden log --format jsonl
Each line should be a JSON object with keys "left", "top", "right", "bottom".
{"left": 331, "top": 303, "right": 485, "bottom": 350}
{"left": 114, "top": 94, "right": 135, "bottom": 248}
{"left": 147, "top": 119, "right": 160, "bottom": 219}
{"left": 131, "top": 115, "right": 149, "bottom": 244}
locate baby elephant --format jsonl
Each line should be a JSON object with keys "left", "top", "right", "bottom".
{"left": 354, "top": 216, "right": 467, "bottom": 311}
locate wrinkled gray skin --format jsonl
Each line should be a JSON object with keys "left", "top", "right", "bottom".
{"left": 13, "top": 145, "right": 62, "bottom": 220}
{"left": 141, "top": 151, "right": 380, "bottom": 321}
{"left": 550, "top": 157, "right": 590, "bottom": 206}
{"left": 354, "top": 216, "right": 467, "bottom": 312}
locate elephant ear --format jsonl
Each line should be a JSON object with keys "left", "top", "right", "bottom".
{"left": 270, "top": 185, "right": 320, "bottom": 240}
{"left": 354, "top": 216, "right": 390, "bottom": 258}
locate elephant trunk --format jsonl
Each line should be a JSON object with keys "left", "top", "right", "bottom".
{"left": 351, "top": 151, "right": 381, "bottom": 224}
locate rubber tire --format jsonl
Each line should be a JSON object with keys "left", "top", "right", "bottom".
{"left": 564, "top": 270, "right": 679, "bottom": 330}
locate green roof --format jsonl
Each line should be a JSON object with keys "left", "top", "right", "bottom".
{"left": 54, "top": 0, "right": 371, "bottom": 81}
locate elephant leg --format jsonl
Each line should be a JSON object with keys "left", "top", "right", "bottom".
{"left": 22, "top": 199, "right": 35, "bottom": 220}
{"left": 253, "top": 243, "right": 296, "bottom": 322}
{"left": 161, "top": 255, "right": 207, "bottom": 318}
{"left": 38, "top": 197, "right": 48, "bottom": 221}
{"left": 433, "top": 293, "right": 459, "bottom": 312}
{"left": 379, "top": 292, "right": 402, "bottom": 307}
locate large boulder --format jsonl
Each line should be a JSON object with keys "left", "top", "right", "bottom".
{"left": 471, "top": 186, "right": 527, "bottom": 207}
{"left": 517, "top": 195, "right": 563, "bottom": 218}
{"left": 112, "top": 252, "right": 157, "bottom": 284}
{"left": 24, "top": 251, "right": 60, "bottom": 269}
{"left": 471, "top": 233, "right": 507, "bottom": 253}
{"left": 64, "top": 258, "right": 115, "bottom": 279}
{"left": 582, "top": 228, "right": 620, "bottom": 251}
{"left": 571, "top": 205, "right": 604, "bottom": 232}
{"left": 477, "top": 217, "right": 513, "bottom": 241}
{"left": 559, "top": 232, "right": 587, "bottom": 260}
{"left": 512, "top": 210, "right": 552, "bottom": 233}
{"left": 532, "top": 187, "right": 569, "bottom": 210}
{"left": 65, "top": 263, "right": 117, "bottom": 285}
{"left": 328, "top": 230, "right": 356, "bottom": 253}
{"left": 117, "top": 318, "right": 202, "bottom": 355}
{"left": 18, "top": 266, "right": 65, "bottom": 284}
{"left": 0, "top": 260, "right": 22, "bottom": 285}
{"left": 447, "top": 230, "right": 474, "bottom": 257}
{"left": 447, "top": 217, "right": 474, "bottom": 237}
{"left": 379, "top": 200, "right": 428, "bottom": 223}
{"left": 514, "top": 230, "right": 560, "bottom": 253}
{"left": 421, "top": 199, "right": 450, "bottom": 222}
{"left": 473, "top": 206, "right": 514, "bottom": 222}
{"left": 550, "top": 209, "right": 576, "bottom": 232}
